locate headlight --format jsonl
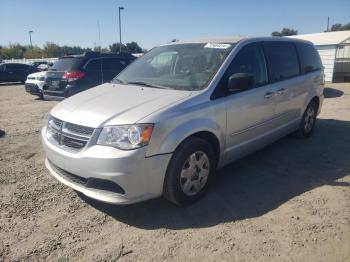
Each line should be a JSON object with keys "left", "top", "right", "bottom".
{"left": 97, "top": 124, "right": 154, "bottom": 150}
{"left": 37, "top": 76, "right": 45, "bottom": 81}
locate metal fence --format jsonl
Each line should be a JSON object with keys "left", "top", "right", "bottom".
{"left": 3, "top": 58, "right": 58, "bottom": 64}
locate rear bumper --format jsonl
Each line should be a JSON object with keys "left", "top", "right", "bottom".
{"left": 42, "top": 127, "right": 172, "bottom": 204}
{"left": 318, "top": 94, "right": 324, "bottom": 115}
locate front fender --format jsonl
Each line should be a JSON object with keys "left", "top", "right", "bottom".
{"left": 146, "top": 118, "right": 225, "bottom": 158}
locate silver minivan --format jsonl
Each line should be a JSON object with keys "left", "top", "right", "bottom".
{"left": 42, "top": 37, "right": 324, "bottom": 206}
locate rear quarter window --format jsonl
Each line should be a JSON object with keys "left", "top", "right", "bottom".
{"left": 85, "top": 59, "right": 102, "bottom": 71}
{"left": 102, "top": 58, "right": 127, "bottom": 71}
{"left": 264, "top": 42, "right": 300, "bottom": 82}
{"left": 296, "top": 42, "right": 322, "bottom": 74}
{"left": 51, "top": 57, "right": 83, "bottom": 71}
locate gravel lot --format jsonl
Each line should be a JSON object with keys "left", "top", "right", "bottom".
{"left": 0, "top": 83, "right": 349, "bottom": 262}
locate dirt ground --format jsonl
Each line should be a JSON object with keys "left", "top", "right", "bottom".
{"left": 0, "top": 83, "right": 349, "bottom": 262}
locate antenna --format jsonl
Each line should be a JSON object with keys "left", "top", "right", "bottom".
{"left": 98, "top": 20, "right": 101, "bottom": 52}
{"left": 97, "top": 20, "right": 103, "bottom": 84}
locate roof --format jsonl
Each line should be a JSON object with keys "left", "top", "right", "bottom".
{"left": 161, "top": 36, "right": 312, "bottom": 46}
{"left": 175, "top": 36, "right": 247, "bottom": 44}
{"left": 60, "top": 52, "right": 135, "bottom": 59}
{"left": 287, "top": 30, "right": 350, "bottom": 46}
{"left": 161, "top": 36, "right": 247, "bottom": 46}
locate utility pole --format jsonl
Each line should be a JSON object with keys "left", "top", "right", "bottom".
{"left": 29, "top": 30, "right": 33, "bottom": 49}
{"left": 326, "top": 16, "right": 330, "bottom": 32}
{"left": 118, "top": 6, "right": 124, "bottom": 53}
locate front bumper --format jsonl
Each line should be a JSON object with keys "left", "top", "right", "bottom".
{"left": 25, "top": 82, "right": 42, "bottom": 96}
{"left": 42, "top": 127, "right": 172, "bottom": 204}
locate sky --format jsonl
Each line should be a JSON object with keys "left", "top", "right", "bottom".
{"left": 0, "top": 0, "right": 349, "bottom": 50}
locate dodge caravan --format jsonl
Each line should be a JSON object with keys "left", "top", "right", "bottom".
{"left": 42, "top": 37, "right": 324, "bottom": 206}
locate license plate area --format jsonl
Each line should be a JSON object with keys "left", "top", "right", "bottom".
{"left": 50, "top": 80, "right": 60, "bottom": 88}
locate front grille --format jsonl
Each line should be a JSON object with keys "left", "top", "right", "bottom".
{"left": 65, "top": 122, "right": 94, "bottom": 136}
{"left": 47, "top": 116, "right": 94, "bottom": 151}
{"left": 25, "top": 83, "right": 41, "bottom": 94}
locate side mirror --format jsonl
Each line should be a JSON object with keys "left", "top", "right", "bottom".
{"left": 228, "top": 73, "right": 255, "bottom": 93}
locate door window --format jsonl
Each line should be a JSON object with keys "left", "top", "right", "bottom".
{"left": 264, "top": 42, "right": 300, "bottom": 82}
{"left": 217, "top": 43, "right": 268, "bottom": 95}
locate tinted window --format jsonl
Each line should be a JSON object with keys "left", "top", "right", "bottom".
{"left": 85, "top": 59, "right": 102, "bottom": 71}
{"left": 296, "top": 42, "right": 322, "bottom": 73}
{"left": 50, "top": 57, "right": 82, "bottom": 71}
{"left": 220, "top": 43, "right": 268, "bottom": 89}
{"left": 102, "top": 58, "right": 125, "bottom": 71}
{"left": 264, "top": 42, "right": 300, "bottom": 82}
{"left": 12, "top": 64, "right": 28, "bottom": 70}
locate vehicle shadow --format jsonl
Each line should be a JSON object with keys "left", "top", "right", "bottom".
{"left": 324, "top": 87, "right": 344, "bottom": 98}
{"left": 81, "top": 118, "right": 350, "bottom": 229}
{"left": 0, "top": 82, "right": 22, "bottom": 86}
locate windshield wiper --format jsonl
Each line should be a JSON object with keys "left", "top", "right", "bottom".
{"left": 112, "top": 78, "right": 127, "bottom": 84}
{"left": 125, "top": 81, "right": 168, "bottom": 89}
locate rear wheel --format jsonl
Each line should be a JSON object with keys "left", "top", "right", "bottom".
{"left": 294, "top": 101, "right": 317, "bottom": 138}
{"left": 163, "top": 138, "right": 215, "bottom": 206}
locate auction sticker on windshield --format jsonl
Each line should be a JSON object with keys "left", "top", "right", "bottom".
{"left": 204, "top": 43, "right": 231, "bottom": 49}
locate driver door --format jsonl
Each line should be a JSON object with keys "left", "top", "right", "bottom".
{"left": 222, "top": 43, "right": 278, "bottom": 162}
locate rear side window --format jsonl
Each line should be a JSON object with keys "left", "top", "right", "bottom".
{"left": 102, "top": 58, "right": 126, "bottom": 71}
{"left": 11, "top": 64, "right": 28, "bottom": 70}
{"left": 85, "top": 59, "right": 102, "bottom": 71}
{"left": 264, "top": 42, "right": 300, "bottom": 82}
{"left": 296, "top": 42, "right": 322, "bottom": 74}
{"left": 221, "top": 43, "right": 268, "bottom": 88}
{"left": 51, "top": 58, "right": 82, "bottom": 71}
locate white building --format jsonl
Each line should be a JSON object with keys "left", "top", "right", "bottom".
{"left": 289, "top": 30, "right": 350, "bottom": 82}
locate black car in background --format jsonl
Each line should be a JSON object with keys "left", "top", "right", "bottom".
{"left": 0, "top": 63, "right": 38, "bottom": 83}
{"left": 43, "top": 52, "right": 136, "bottom": 99}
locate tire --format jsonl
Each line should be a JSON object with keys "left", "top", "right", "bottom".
{"left": 294, "top": 101, "right": 318, "bottom": 138}
{"left": 38, "top": 91, "right": 44, "bottom": 100}
{"left": 163, "top": 137, "right": 216, "bottom": 206}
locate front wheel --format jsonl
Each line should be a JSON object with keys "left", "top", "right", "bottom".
{"left": 163, "top": 138, "right": 215, "bottom": 206}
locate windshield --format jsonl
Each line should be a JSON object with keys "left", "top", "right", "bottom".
{"left": 113, "top": 43, "right": 234, "bottom": 90}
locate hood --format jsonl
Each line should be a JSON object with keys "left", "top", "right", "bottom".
{"left": 50, "top": 83, "right": 192, "bottom": 128}
{"left": 28, "top": 71, "right": 46, "bottom": 78}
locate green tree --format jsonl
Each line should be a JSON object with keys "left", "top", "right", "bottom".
{"left": 1, "top": 43, "right": 27, "bottom": 59}
{"left": 330, "top": 22, "right": 350, "bottom": 31}
{"left": 93, "top": 46, "right": 109, "bottom": 53}
{"left": 61, "top": 45, "right": 92, "bottom": 55}
{"left": 271, "top": 28, "right": 298, "bottom": 36}
{"left": 126, "top": 41, "right": 143, "bottom": 53}
{"left": 24, "top": 46, "right": 44, "bottom": 59}
{"left": 109, "top": 43, "right": 128, "bottom": 53}
{"left": 43, "top": 42, "right": 63, "bottom": 57}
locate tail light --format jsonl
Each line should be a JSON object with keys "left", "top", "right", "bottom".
{"left": 63, "top": 71, "right": 85, "bottom": 80}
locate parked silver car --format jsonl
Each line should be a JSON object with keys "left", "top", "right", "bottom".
{"left": 42, "top": 37, "right": 324, "bottom": 206}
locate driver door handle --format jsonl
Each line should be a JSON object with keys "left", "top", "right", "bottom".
{"left": 264, "top": 91, "right": 274, "bottom": 99}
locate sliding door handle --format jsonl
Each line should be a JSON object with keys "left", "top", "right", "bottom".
{"left": 277, "top": 88, "right": 286, "bottom": 95}
{"left": 264, "top": 91, "right": 274, "bottom": 99}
